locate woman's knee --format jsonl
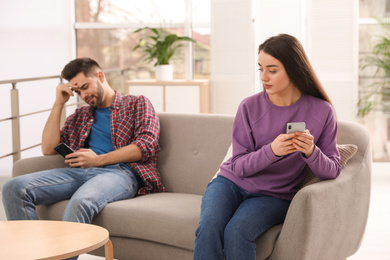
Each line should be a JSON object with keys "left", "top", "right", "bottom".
{"left": 224, "top": 221, "right": 258, "bottom": 260}
{"left": 224, "top": 219, "right": 256, "bottom": 247}
{"left": 195, "top": 214, "right": 230, "bottom": 250}
{"left": 196, "top": 220, "right": 224, "bottom": 236}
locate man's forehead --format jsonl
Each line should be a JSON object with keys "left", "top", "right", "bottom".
{"left": 70, "top": 72, "right": 88, "bottom": 86}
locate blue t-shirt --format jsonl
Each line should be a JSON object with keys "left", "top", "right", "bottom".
{"left": 85, "top": 107, "right": 113, "bottom": 155}
{"left": 85, "top": 107, "right": 133, "bottom": 173}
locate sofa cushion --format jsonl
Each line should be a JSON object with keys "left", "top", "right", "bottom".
{"left": 91, "top": 193, "right": 201, "bottom": 251}
{"left": 157, "top": 113, "right": 234, "bottom": 195}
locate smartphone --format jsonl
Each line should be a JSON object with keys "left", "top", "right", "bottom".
{"left": 286, "top": 122, "right": 306, "bottom": 134}
{"left": 54, "top": 143, "right": 75, "bottom": 158}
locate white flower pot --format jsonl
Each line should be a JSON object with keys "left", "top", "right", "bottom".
{"left": 155, "top": 64, "right": 173, "bottom": 81}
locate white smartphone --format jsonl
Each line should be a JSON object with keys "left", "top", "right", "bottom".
{"left": 286, "top": 122, "right": 306, "bottom": 134}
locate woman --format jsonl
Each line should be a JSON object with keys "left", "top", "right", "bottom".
{"left": 193, "top": 34, "right": 341, "bottom": 260}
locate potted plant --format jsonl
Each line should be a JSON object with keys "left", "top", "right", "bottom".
{"left": 133, "top": 27, "right": 196, "bottom": 81}
{"left": 359, "top": 17, "right": 390, "bottom": 118}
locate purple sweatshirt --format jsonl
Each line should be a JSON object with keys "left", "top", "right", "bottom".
{"left": 219, "top": 92, "right": 341, "bottom": 200}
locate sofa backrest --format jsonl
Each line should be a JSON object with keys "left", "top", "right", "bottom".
{"left": 337, "top": 120, "right": 372, "bottom": 179}
{"left": 338, "top": 121, "right": 370, "bottom": 149}
{"left": 157, "top": 113, "right": 371, "bottom": 197}
{"left": 158, "top": 113, "right": 234, "bottom": 195}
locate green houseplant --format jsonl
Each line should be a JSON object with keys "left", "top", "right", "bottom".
{"left": 359, "top": 17, "right": 390, "bottom": 117}
{"left": 133, "top": 27, "right": 196, "bottom": 80}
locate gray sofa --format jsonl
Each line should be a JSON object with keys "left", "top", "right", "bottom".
{"left": 12, "top": 113, "right": 372, "bottom": 260}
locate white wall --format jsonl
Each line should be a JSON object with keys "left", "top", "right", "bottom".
{"left": 0, "top": 0, "right": 74, "bottom": 80}
{"left": 254, "top": 0, "right": 306, "bottom": 93}
{"left": 211, "top": 0, "right": 358, "bottom": 122}
{"left": 211, "top": 0, "right": 256, "bottom": 115}
{"left": 211, "top": 0, "right": 306, "bottom": 114}
{"left": 0, "top": 0, "right": 74, "bottom": 176}
{"left": 306, "top": 0, "right": 359, "bottom": 122}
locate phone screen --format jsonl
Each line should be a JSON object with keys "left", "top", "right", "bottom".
{"left": 54, "top": 143, "right": 74, "bottom": 158}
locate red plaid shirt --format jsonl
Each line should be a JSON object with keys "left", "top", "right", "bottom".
{"left": 60, "top": 91, "right": 165, "bottom": 195}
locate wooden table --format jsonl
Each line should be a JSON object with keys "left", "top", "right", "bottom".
{"left": 0, "top": 220, "right": 113, "bottom": 260}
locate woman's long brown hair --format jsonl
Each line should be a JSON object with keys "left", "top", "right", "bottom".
{"left": 258, "top": 34, "right": 333, "bottom": 106}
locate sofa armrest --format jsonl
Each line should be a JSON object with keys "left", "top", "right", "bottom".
{"left": 269, "top": 146, "right": 371, "bottom": 260}
{"left": 12, "top": 155, "right": 68, "bottom": 178}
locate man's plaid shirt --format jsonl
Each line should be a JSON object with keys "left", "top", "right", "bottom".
{"left": 60, "top": 91, "right": 165, "bottom": 195}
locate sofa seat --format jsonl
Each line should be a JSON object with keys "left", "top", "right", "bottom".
{"left": 37, "top": 191, "right": 281, "bottom": 259}
{"left": 94, "top": 193, "right": 201, "bottom": 250}
{"left": 38, "top": 193, "right": 199, "bottom": 250}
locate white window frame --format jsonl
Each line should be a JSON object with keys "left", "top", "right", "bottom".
{"left": 73, "top": 0, "right": 209, "bottom": 80}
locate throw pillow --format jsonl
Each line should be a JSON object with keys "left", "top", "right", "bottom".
{"left": 296, "top": 144, "right": 358, "bottom": 190}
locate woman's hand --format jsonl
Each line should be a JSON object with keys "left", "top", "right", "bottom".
{"left": 292, "top": 130, "right": 315, "bottom": 158}
{"left": 271, "top": 130, "right": 315, "bottom": 158}
{"left": 271, "top": 133, "right": 298, "bottom": 156}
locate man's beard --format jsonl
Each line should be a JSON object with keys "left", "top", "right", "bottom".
{"left": 87, "top": 80, "right": 104, "bottom": 108}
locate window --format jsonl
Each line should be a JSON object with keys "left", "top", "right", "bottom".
{"left": 359, "top": 0, "right": 390, "bottom": 162}
{"left": 387, "top": 0, "right": 390, "bottom": 15}
{"left": 74, "top": 0, "right": 210, "bottom": 83}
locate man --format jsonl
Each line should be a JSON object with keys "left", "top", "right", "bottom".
{"left": 2, "top": 57, "right": 165, "bottom": 224}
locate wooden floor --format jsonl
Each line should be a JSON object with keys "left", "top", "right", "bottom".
{"left": 1, "top": 163, "right": 389, "bottom": 259}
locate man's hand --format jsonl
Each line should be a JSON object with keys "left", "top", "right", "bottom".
{"left": 65, "top": 149, "right": 100, "bottom": 168}
{"left": 55, "top": 83, "right": 75, "bottom": 106}
{"left": 64, "top": 144, "right": 143, "bottom": 168}
{"left": 270, "top": 133, "right": 298, "bottom": 156}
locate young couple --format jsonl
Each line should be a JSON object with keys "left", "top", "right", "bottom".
{"left": 2, "top": 34, "right": 340, "bottom": 260}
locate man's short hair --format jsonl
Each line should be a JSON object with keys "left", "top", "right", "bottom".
{"left": 61, "top": 57, "right": 102, "bottom": 81}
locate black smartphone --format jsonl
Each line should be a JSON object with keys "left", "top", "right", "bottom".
{"left": 54, "top": 143, "right": 74, "bottom": 158}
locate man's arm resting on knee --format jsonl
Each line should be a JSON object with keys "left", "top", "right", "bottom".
{"left": 96, "top": 144, "right": 142, "bottom": 166}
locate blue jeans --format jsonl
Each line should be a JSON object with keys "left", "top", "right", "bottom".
{"left": 2, "top": 164, "right": 139, "bottom": 223}
{"left": 194, "top": 176, "right": 291, "bottom": 260}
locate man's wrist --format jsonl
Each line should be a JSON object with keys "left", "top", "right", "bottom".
{"left": 53, "top": 101, "right": 65, "bottom": 110}
{"left": 95, "top": 154, "right": 106, "bottom": 167}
